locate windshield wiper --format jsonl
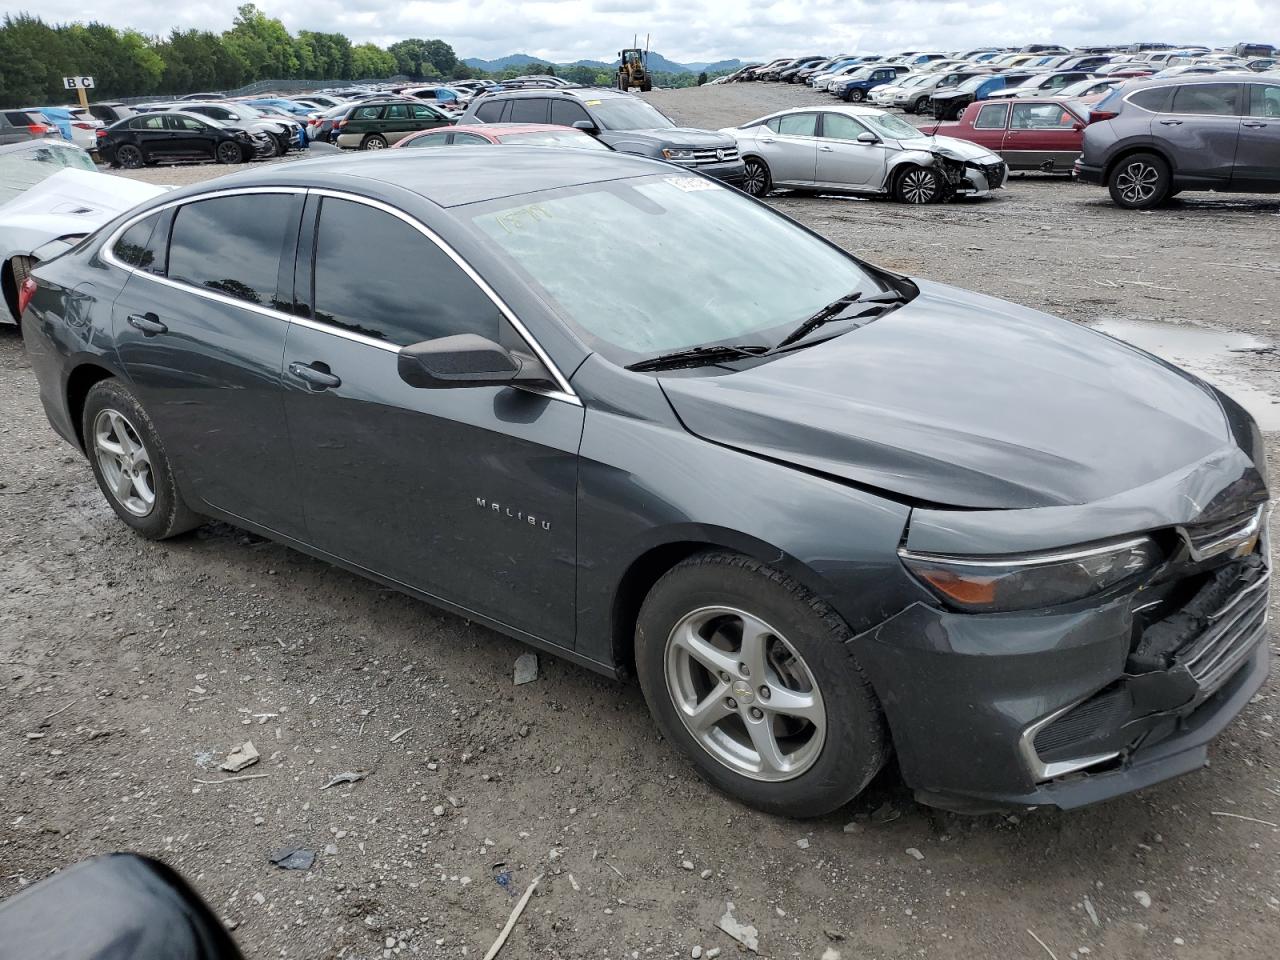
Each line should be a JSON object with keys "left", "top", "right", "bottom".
{"left": 770, "top": 288, "right": 908, "bottom": 353}
{"left": 626, "top": 344, "right": 770, "bottom": 372}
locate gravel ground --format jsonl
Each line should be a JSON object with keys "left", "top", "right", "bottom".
{"left": 2, "top": 83, "right": 1279, "bottom": 960}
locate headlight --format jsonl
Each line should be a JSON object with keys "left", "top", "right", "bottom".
{"left": 898, "top": 536, "right": 1161, "bottom": 612}
{"left": 662, "top": 147, "right": 696, "bottom": 160}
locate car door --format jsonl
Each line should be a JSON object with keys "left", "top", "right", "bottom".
{"left": 132, "top": 115, "right": 174, "bottom": 158}
{"left": 758, "top": 112, "right": 819, "bottom": 185}
{"left": 166, "top": 115, "right": 211, "bottom": 157}
{"left": 814, "top": 111, "right": 888, "bottom": 189}
{"left": 110, "top": 191, "right": 308, "bottom": 539}
{"left": 1236, "top": 82, "right": 1280, "bottom": 185}
{"left": 968, "top": 102, "right": 1011, "bottom": 155}
{"left": 1005, "top": 101, "right": 1084, "bottom": 170}
{"left": 381, "top": 103, "right": 413, "bottom": 143}
{"left": 410, "top": 103, "right": 449, "bottom": 132}
{"left": 282, "top": 194, "right": 584, "bottom": 647}
{"left": 1156, "top": 82, "right": 1244, "bottom": 181}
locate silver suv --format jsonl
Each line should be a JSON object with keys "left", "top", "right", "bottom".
{"left": 1075, "top": 75, "right": 1280, "bottom": 208}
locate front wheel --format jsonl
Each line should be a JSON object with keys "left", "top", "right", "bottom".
{"left": 215, "top": 141, "right": 243, "bottom": 164}
{"left": 913, "top": 96, "right": 929, "bottom": 114}
{"left": 1108, "top": 152, "right": 1170, "bottom": 209}
{"left": 741, "top": 158, "right": 772, "bottom": 197}
{"left": 635, "top": 552, "right": 887, "bottom": 817}
{"left": 845, "top": 88, "right": 865, "bottom": 102}
{"left": 894, "top": 165, "right": 942, "bottom": 204}
{"left": 82, "top": 380, "right": 202, "bottom": 540}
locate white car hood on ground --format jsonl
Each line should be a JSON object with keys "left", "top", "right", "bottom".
{"left": 0, "top": 168, "right": 168, "bottom": 261}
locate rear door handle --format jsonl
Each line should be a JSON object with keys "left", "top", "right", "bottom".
{"left": 1159, "top": 119, "right": 1183, "bottom": 125}
{"left": 126, "top": 312, "right": 167, "bottom": 336}
{"left": 1242, "top": 121, "right": 1267, "bottom": 128}
{"left": 288, "top": 361, "right": 341, "bottom": 390}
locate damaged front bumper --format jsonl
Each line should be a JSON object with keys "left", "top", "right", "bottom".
{"left": 935, "top": 156, "right": 1009, "bottom": 198}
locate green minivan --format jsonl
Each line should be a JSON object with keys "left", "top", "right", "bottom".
{"left": 335, "top": 100, "right": 454, "bottom": 150}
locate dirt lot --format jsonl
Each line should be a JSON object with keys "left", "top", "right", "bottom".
{"left": 3, "top": 83, "right": 1280, "bottom": 960}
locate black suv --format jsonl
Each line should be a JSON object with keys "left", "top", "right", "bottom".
{"left": 458, "top": 87, "right": 745, "bottom": 184}
{"left": 1076, "top": 75, "right": 1280, "bottom": 208}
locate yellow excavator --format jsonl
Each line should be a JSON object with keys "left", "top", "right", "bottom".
{"left": 617, "top": 35, "right": 653, "bottom": 92}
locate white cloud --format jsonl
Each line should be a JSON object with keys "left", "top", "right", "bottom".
{"left": 24, "top": 0, "right": 1280, "bottom": 63}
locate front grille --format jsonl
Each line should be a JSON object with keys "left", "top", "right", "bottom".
{"left": 1176, "top": 558, "right": 1269, "bottom": 691}
{"left": 692, "top": 147, "right": 739, "bottom": 164}
{"left": 1033, "top": 686, "right": 1130, "bottom": 757}
{"left": 1183, "top": 508, "right": 1263, "bottom": 560}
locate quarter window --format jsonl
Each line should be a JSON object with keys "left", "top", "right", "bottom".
{"left": 777, "top": 113, "right": 818, "bottom": 136}
{"left": 311, "top": 198, "right": 502, "bottom": 347}
{"left": 113, "top": 212, "right": 167, "bottom": 274}
{"left": 974, "top": 103, "right": 1009, "bottom": 129}
{"left": 1127, "top": 87, "right": 1171, "bottom": 112}
{"left": 168, "top": 194, "right": 302, "bottom": 308}
{"left": 1170, "top": 83, "right": 1242, "bottom": 116}
{"left": 509, "top": 98, "right": 549, "bottom": 124}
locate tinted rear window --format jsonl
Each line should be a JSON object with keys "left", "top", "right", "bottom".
{"left": 168, "top": 194, "right": 302, "bottom": 307}
{"left": 508, "top": 99, "right": 549, "bottom": 124}
{"left": 474, "top": 100, "right": 505, "bottom": 123}
{"left": 1126, "top": 86, "right": 1170, "bottom": 112}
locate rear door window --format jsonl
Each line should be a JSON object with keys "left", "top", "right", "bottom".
{"left": 474, "top": 100, "right": 505, "bottom": 123}
{"left": 509, "top": 98, "right": 549, "bottom": 124}
{"left": 311, "top": 197, "right": 502, "bottom": 346}
{"left": 777, "top": 113, "right": 818, "bottom": 136}
{"left": 168, "top": 194, "right": 302, "bottom": 308}
{"left": 405, "top": 131, "right": 452, "bottom": 147}
{"left": 1170, "top": 83, "right": 1243, "bottom": 116}
{"left": 353, "top": 105, "right": 382, "bottom": 120}
{"left": 385, "top": 104, "right": 409, "bottom": 120}
{"left": 1247, "top": 83, "right": 1280, "bottom": 118}
{"left": 113, "top": 211, "right": 168, "bottom": 275}
{"left": 974, "top": 103, "right": 1009, "bottom": 128}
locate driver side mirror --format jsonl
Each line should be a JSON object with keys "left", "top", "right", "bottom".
{"left": 572, "top": 119, "right": 599, "bottom": 134}
{"left": 857, "top": 131, "right": 879, "bottom": 144}
{"left": 398, "top": 334, "right": 555, "bottom": 390}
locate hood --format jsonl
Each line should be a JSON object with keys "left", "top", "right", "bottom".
{"left": 602, "top": 126, "right": 735, "bottom": 149}
{"left": 0, "top": 169, "right": 168, "bottom": 258}
{"left": 912, "top": 135, "right": 1001, "bottom": 162}
{"left": 658, "top": 281, "right": 1232, "bottom": 510}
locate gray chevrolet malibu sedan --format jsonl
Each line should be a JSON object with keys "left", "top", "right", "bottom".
{"left": 19, "top": 149, "right": 1271, "bottom": 816}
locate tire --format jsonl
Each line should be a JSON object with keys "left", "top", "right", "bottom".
{"left": 82, "top": 379, "right": 202, "bottom": 540}
{"left": 913, "top": 96, "right": 929, "bottom": 114}
{"left": 618, "top": 75, "right": 628, "bottom": 91}
{"left": 361, "top": 134, "right": 388, "bottom": 151}
{"left": 640, "top": 80, "right": 652, "bottom": 93}
{"left": 1108, "top": 152, "right": 1171, "bottom": 209}
{"left": 894, "top": 165, "right": 943, "bottom": 204}
{"left": 634, "top": 552, "right": 888, "bottom": 818}
{"left": 741, "top": 157, "right": 772, "bottom": 197}
{"left": 215, "top": 141, "right": 243, "bottom": 164}
{"left": 845, "top": 88, "right": 865, "bottom": 102}
{"left": 5, "top": 255, "right": 35, "bottom": 327}
{"left": 115, "top": 144, "right": 144, "bottom": 169}
{"left": 270, "top": 134, "right": 287, "bottom": 157}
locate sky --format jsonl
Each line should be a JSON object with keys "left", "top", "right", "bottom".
{"left": 13, "top": 0, "right": 1280, "bottom": 64}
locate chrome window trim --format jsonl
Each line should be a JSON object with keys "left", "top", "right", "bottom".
{"left": 898, "top": 535, "right": 1152, "bottom": 570}
{"left": 99, "top": 185, "right": 581, "bottom": 406}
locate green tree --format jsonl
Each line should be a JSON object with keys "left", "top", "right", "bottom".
{"left": 388, "top": 38, "right": 429, "bottom": 79}
{"left": 421, "top": 38, "right": 456, "bottom": 75}
{"left": 351, "top": 42, "right": 395, "bottom": 79}
{"left": 157, "top": 29, "right": 244, "bottom": 94}
{"left": 222, "top": 3, "right": 299, "bottom": 81}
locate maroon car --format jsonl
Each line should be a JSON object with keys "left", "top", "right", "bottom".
{"left": 920, "top": 97, "right": 1087, "bottom": 174}
{"left": 393, "top": 122, "right": 611, "bottom": 150}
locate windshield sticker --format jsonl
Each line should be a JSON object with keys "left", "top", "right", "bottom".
{"left": 491, "top": 203, "right": 553, "bottom": 234}
{"left": 665, "top": 176, "right": 718, "bottom": 193}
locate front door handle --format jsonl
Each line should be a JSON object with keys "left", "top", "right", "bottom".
{"left": 288, "top": 361, "right": 341, "bottom": 390}
{"left": 759, "top": 137, "right": 776, "bottom": 143}
{"left": 126, "top": 312, "right": 167, "bottom": 336}
{"left": 1242, "top": 121, "right": 1267, "bottom": 128}
{"left": 1159, "top": 119, "right": 1183, "bottom": 125}
{"left": 818, "top": 145, "right": 834, "bottom": 152}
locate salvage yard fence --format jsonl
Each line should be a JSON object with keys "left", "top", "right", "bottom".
{"left": 117, "top": 76, "right": 412, "bottom": 105}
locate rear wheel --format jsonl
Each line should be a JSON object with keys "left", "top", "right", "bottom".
{"left": 361, "top": 134, "right": 388, "bottom": 151}
{"left": 82, "top": 380, "right": 202, "bottom": 540}
{"left": 894, "top": 165, "right": 942, "bottom": 204}
{"left": 741, "top": 158, "right": 772, "bottom": 197}
{"left": 215, "top": 141, "right": 243, "bottom": 164}
{"left": 635, "top": 552, "right": 887, "bottom": 817}
{"left": 1108, "top": 152, "right": 1171, "bottom": 209}
{"left": 845, "top": 88, "right": 865, "bottom": 102}
{"left": 115, "top": 144, "right": 144, "bottom": 169}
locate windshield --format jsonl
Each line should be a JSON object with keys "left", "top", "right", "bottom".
{"left": 847, "top": 67, "right": 876, "bottom": 79}
{"left": 588, "top": 97, "right": 674, "bottom": 130}
{"left": 499, "top": 131, "right": 610, "bottom": 149}
{"left": 0, "top": 140, "right": 96, "bottom": 207}
{"left": 861, "top": 113, "right": 925, "bottom": 140}
{"left": 467, "top": 175, "right": 882, "bottom": 364}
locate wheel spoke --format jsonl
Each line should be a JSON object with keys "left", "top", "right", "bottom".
{"left": 671, "top": 622, "right": 739, "bottom": 677}
{"left": 736, "top": 614, "right": 773, "bottom": 682}
{"left": 684, "top": 682, "right": 733, "bottom": 732}
{"left": 745, "top": 715, "right": 788, "bottom": 774}
{"left": 112, "top": 466, "right": 134, "bottom": 502}
{"left": 763, "top": 686, "right": 823, "bottom": 725}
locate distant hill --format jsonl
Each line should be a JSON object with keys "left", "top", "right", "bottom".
{"left": 463, "top": 52, "right": 745, "bottom": 75}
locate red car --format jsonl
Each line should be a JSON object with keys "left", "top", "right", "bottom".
{"left": 393, "top": 122, "right": 611, "bottom": 150}
{"left": 920, "top": 97, "right": 1088, "bottom": 174}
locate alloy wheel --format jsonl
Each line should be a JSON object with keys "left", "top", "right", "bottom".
{"left": 900, "top": 168, "right": 938, "bottom": 203}
{"left": 93, "top": 408, "right": 156, "bottom": 518}
{"left": 664, "top": 605, "right": 826, "bottom": 782}
{"left": 364, "top": 136, "right": 387, "bottom": 150}
{"left": 847, "top": 89, "right": 864, "bottom": 102}
{"left": 216, "top": 142, "right": 242, "bottom": 164}
{"left": 1116, "top": 161, "right": 1160, "bottom": 204}
{"left": 117, "top": 145, "right": 143, "bottom": 169}
{"left": 742, "top": 160, "right": 769, "bottom": 197}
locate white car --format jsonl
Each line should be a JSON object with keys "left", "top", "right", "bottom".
{"left": 0, "top": 139, "right": 167, "bottom": 325}
{"left": 724, "top": 105, "right": 1008, "bottom": 204}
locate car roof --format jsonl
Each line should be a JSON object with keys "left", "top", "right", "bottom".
{"left": 455, "top": 123, "right": 590, "bottom": 137}
{"left": 485, "top": 86, "right": 623, "bottom": 101}
{"left": 177, "top": 147, "right": 667, "bottom": 208}
{"left": 763, "top": 104, "right": 890, "bottom": 119}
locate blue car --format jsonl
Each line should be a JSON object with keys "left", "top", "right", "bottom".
{"left": 832, "top": 65, "right": 910, "bottom": 102}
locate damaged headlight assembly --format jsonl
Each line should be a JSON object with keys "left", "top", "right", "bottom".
{"left": 898, "top": 536, "right": 1162, "bottom": 612}
{"left": 662, "top": 147, "right": 696, "bottom": 161}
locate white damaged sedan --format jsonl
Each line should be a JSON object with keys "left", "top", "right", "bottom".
{"left": 1, "top": 139, "right": 167, "bottom": 324}
{"left": 724, "top": 105, "right": 1009, "bottom": 204}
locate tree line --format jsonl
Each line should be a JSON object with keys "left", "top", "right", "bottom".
{"left": 0, "top": 5, "right": 720, "bottom": 109}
